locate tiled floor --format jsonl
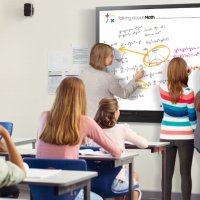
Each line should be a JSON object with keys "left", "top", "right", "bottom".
{"left": 18, "top": 184, "right": 163, "bottom": 200}
{"left": 18, "top": 187, "right": 155, "bottom": 200}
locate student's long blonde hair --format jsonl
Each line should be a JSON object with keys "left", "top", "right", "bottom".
{"left": 90, "top": 43, "right": 112, "bottom": 70}
{"left": 39, "top": 77, "right": 86, "bottom": 145}
{"left": 167, "top": 57, "right": 188, "bottom": 103}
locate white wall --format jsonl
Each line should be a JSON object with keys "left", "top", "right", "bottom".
{"left": 0, "top": 0, "right": 199, "bottom": 194}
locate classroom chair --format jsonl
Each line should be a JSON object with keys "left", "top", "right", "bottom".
{"left": 23, "top": 157, "right": 87, "bottom": 200}
{"left": 0, "top": 122, "right": 13, "bottom": 137}
{"left": 80, "top": 146, "right": 140, "bottom": 200}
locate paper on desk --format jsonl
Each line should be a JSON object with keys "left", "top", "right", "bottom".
{"left": 124, "top": 141, "right": 135, "bottom": 145}
{"left": 26, "top": 168, "right": 61, "bottom": 178}
{"left": 79, "top": 149, "right": 111, "bottom": 156}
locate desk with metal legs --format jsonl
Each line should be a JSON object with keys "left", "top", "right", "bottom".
{"left": 13, "top": 138, "right": 36, "bottom": 149}
{"left": 79, "top": 152, "right": 138, "bottom": 200}
{"left": 125, "top": 141, "right": 169, "bottom": 200}
{"left": 23, "top": 169, "right": 97, "bottom": 200}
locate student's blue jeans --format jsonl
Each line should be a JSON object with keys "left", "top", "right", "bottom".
{"left": 160, "top": 139, "right": 194, "bottom": 200}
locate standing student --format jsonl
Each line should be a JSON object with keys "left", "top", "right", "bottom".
{"left": 80, "top": 43, "right": 144, "bottom": 117}
{"left": 159, "top": 57, "right": 196, "bottom": 200}
{"left": 94, "top": 97, "right": 149, "bottom": 200}
{"left": 194, "top": 90, "right": 200, "bottom": 153}
{"left": 36, "top": 77, "right": 122, "bottom": 200}
{"left": 0, "top": 125, "right": 26, "bottom": 188}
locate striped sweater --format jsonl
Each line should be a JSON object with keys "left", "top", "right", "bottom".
{"left": 159, "top": 83, "right": 196, "bottom": 140}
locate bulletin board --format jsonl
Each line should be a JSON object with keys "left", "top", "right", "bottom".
{"left": 96, "top": 3, "right": 200, "bottom": 122}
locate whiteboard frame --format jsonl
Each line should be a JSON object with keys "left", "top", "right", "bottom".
{"left": 96, "top": 3, "right": 200, "bottom": 123}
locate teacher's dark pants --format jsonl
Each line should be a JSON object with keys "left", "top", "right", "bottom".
{"left": 160, "top": 139, "right": 194, "bottom": 200}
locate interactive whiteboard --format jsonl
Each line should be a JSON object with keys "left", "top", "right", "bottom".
{"left": 96, "top": 4, "right": 200, "bottom": 122}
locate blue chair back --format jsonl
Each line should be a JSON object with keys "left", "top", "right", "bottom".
{"left": 0, "top": 122, "right": 13, "bottom": 140}
{"left": 80, "top": 146, "right": 139, "bottom": 198}
{"left": 23, "top": 157, "right": 87, "bottom": 200}
{"left": 0, "top": 122, "right": 13, "bottom": 135}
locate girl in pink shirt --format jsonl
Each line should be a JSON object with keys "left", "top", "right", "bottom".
{"left": 36, "top": 77, "right": 121, "bottom": 159}
{"left": 36, "top": 77, "right": 122, "bottom": 200}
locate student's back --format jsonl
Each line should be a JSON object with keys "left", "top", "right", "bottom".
{"left": 102, "top": 123, "right": 148, "bottom": 151}
{"left": 91, "top": 97, "right": 148, "bottom": 200}
{"left": 89, "top": 97, "right": 148, "bottom": 150}
{"left": 36, "top": 112, "right": 121, "bottom": 159}
{"left": 159, "top": 57, "right": 196, "bottom": 200}
{"left": 36, "top": 77, "right": 122, "bottom": 200}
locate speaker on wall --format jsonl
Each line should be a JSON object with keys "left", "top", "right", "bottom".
{"left": 24, "top": 3, "right": 34, "bottom": 17}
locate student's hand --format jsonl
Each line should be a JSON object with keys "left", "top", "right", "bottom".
{"left": 133, "top": 69, "right": 144, "bottom": 81}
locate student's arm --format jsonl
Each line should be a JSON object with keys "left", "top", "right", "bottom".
{"left": 123, "top": 123, "right": 149, "bottom": 148}
{"left": 0, "top": 125, "right": 26, "bottom": 174}
{"left": 186, "top": 90, "right": 197, "bottom": 130}
{"left": 83, "top": 116, "right": 122, "bottom": 157}
{"left": 0, "top": 138, "right": 8, "bottom": 152}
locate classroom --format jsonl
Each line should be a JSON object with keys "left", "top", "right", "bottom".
{"left": 0, "top": 0, "right": 200, "bottom": 199}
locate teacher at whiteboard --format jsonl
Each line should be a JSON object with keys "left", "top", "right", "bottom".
{"left": 80, "top": 43, "right": 144, "bottom": 117}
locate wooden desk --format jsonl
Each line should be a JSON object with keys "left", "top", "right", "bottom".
{"left": 13, "top": 138, "right": 36, "bottom": 149}
{"left": 79, "top": 152, "right": 138, "bottom": 200}
{"left": 23, "top": 169, "right": 97, "bottom": 200}
{"left": 125, "top": 141, "right": 169, "bottom": 200}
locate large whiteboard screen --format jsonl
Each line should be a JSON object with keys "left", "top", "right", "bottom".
{"left": 97, "top": 4, "right": 200, "bottom": 122}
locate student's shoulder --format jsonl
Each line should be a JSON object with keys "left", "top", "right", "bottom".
{"left": 159, "top": 82, "right": 167, "bottom": 89}
{"left": 81, "top": 116, "right": 102, "bottom": 135}
{"left": 184, "top": 87, "right": 194, "bottom": 92}
{"left": 183, "top": 87, "right": 195, "bottom": 97}
{"left": 116, "top": 123, "right": 130, "bottom": 131}
{"left": 81, "top": 115, "right": 96, "bottom": 125}
{"left": 39, "top": 111, "right": 49, "bottom": 119}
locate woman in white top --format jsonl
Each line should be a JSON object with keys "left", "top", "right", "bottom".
{"left": 93, "top": 97, "right": 149, "bottom": 200}
{"left": 80, "top": 43, "right": 144, "bottom": 117}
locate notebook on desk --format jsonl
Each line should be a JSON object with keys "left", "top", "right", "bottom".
{"left": 124, "top": 141, "right": 135, "bottom": 145}
{"left": 79, "top": 149, "right": 111, "bottom": 156}
{"left": 26, "top": 168, "right": 61, "bottom": 178}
